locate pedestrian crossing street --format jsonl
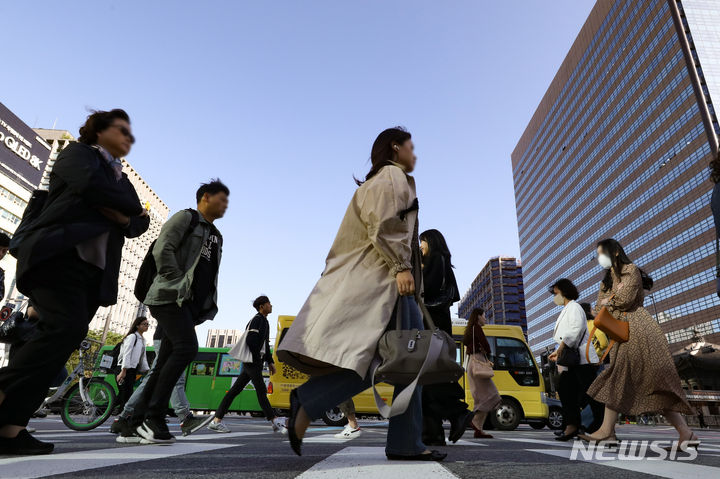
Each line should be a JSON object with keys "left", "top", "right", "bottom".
{"left": 2, "top": 420, "right": 720, "bottom": 478}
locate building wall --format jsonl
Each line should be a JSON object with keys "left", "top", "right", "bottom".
{"left": 512, "top": 0, "right": 720, "bottom": 358}
{"left": 206, "top": 329, "right": 244, "bottom": 348}
{"left": 458, "top": 257, "right": 528, "bottom": 334}
{"left": 0, "top": 110, "right": 52, "bottom": 366}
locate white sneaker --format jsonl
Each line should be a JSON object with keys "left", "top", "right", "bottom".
{"left": 208, "top": 421, "right": 231, "bottom": 433}
{"left": 334, "top": 426, "right": 362, "bottom": 440}
{"left": 272, "top": 417, "right": 288, "bottom": 435}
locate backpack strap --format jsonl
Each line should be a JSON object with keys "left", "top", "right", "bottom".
{"left": 585, "top": 325, "right": 596, "bottom": 364}
{"left": 182, "top": 208, "right": 200, "bottom": 243}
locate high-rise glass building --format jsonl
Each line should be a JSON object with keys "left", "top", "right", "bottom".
{"left": 512, "top": 0, "right": 720, "bottom": 358}
{"left": 458, "top": 257, "right": 528, "bottom": 334}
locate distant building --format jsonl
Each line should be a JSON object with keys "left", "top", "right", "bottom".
{"left": 33, "top": 129, "right": 170, "bottom": 340}
{"left": 458, "top": 257, "right": 527, "bottom": 335}
{"left": 0, "top": 103, "right": 52, "bottom": 366}
{"left": 206, "top": 329, "right": 244, "bottom": 348}
{"left": 512, "top": 0, "right": 720, "bottom": 358}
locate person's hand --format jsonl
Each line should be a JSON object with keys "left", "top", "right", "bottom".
{"left": 599, "top": 297, "right": 610, "bottom": 307}
{"left": 117, "top": 370, "right": 126, "bottom": 384}
{"left": 396, "top": 270, "right": 415, "bottom": 296}
{"left": 269, "top": 363, "right": 277, "bottom": 376}
{"left": 98, "top": 207, "right": 131, "bottom": 227}
{"left": 548, "top": 351, "right": 558, "bottom": 362}
{"left": 139, "top": 208, "right": 149, "bottom": 217}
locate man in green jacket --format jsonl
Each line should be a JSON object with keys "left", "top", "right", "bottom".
{"left": 133, "top": 179, "right": 229, "bottom": 444}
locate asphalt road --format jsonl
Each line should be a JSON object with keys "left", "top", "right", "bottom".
{"left": 1, "top": 416, "right": 719, "bottom": 478}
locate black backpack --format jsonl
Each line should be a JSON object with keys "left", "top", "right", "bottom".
{"left": 9, "top": 190, "right": 49, "bottom": 257}
{"left": 103, "top": 334, "right": 138, "bottom": 374}
{"left": 134, "top": 209, "right": 200, "bottom": 303}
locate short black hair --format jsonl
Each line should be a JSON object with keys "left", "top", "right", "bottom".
{"left": 0, "top": 233, "right": 10, "bottom": 248}
{"left": 253, "top": 295, "right": 270, "bottom": 311}
{"left": 196, "top": 178, "right": 230, "bottom": 204}
{"left": 579, "top": 302, "right": 593, "bottom": 320}
{"left": 78, "top": 109, "right": 130, "bottom": 145}
{"left": 549, "top": 278, "right": 579, "bottom": 301}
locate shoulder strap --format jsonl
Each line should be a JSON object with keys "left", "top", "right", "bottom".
{"left": 246, "top": 315, "right": 260, "bottom": 333}
{"left": 583, "top": 324, "right": 592, "bottom": 363}
{"left": 586, "top": 324, "right": 615, "bottom": 364}
{"left": 184, "top": 208, "right": 200, "bottom": 236}
{"left": 371, "top": 332, "right": 444, "bottom": 418}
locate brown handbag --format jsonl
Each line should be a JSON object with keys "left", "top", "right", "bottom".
{"left": 585, "top": 294, "right": 629, "bottom": 363}
{"left": 466, "top": 325, "right": 494, "bottom": 378}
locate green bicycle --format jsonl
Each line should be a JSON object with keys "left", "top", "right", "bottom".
{"left": 40, "top": 338, "right": 117, "bottom": 431}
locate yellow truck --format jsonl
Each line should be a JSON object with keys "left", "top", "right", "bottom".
{"left": 267, "top": 316, "right": 549, "bottom": 430}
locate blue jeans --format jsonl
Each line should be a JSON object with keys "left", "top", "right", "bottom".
{"left": 120, "top": 339, "right": 191, "bottom": 421}
{"left": 296, "top": 296, "right": 426, "bottom": 456}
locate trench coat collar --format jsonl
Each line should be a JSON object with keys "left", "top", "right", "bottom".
{"left": 389, "top": 160, "right": 410, "bottom": 173}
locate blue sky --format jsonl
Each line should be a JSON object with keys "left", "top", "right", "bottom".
{"left": 0, "top": 0, "right": 594, "bottom": 340}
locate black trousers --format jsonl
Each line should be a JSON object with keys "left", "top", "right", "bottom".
{"left": 0, "top": 252, "right": 101, "bottom": 428}
{"left": 215, "top": 363, "right": 274, "bottom": 420}
{"left": 558, "top": 364, "right": 605, "bottom": 431}
{"left": 116, "top": 368, "right": 138, "bottom": 411}
{"left": 133, "top": 303, "right": 198, "bottom": 421}
{"left": 422, "top": 304, "right": 468, "bottom": 441}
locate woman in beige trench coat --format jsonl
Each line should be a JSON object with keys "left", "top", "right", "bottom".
{"left": 277, "top": 127, "right": 446, "bottom": 462}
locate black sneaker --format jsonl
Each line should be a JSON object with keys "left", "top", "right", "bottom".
{"left": 180, "top": 414, "right": 214, "bottom": 437}
{"left": 110, "top": 417, "right": 131, "bottom": 435}
{"left": 0, "top": 429, "right": 54, "bottom": 455}
{"left": 137, "top": 417, "right": 175, "bottom": 444}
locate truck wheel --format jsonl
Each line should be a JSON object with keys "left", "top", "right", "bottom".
{"left": 490, "top": 398, "right": 522, "bottom": 431}
{"left": 321, "top": 407, "right": 349, "bottom": 427}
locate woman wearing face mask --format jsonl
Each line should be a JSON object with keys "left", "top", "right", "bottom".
{"left": 547, "top": 279, "right": 604, "bottom": 441}
{"left": 579, "top": 239, "right": 697, "bottom": 450}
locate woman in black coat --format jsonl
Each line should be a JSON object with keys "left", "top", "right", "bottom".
{"left": 420, "top": 229, "right": 473, "bottom": 446}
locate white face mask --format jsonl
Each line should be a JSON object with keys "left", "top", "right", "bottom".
{"left": 553, "top": 293, "right": 564, "bottom": 306}
{"left": 598, "top": 253, "right": 613, "bottom": 270}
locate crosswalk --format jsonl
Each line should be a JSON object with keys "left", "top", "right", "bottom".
{"left": 1, "top": 423, "right": 720, "bottom": 478}
{"left": 0, "top": 442, "right": 238, "bottom": 479}
{"left": 297, "top": 447, "right": 458, "bottom": 479}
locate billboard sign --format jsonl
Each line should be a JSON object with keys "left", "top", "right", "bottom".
{"left": 0, "top": 102, "right": 51, "bottom": 191}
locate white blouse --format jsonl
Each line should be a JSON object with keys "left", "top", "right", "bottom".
{"left": 552, "top": 300, "right": 598, "bottom": 365}
{"left": 119, "top": 332, "right": 150, "bottom": 372}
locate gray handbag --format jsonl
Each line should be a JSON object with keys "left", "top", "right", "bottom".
{"left": 371, "top": 297, "right": 464, "bottom": 418}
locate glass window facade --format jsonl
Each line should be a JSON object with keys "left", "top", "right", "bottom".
{"left": 511, "top": 0, "right": 720, "bottom": 357}
{"left": 458, "top": 257, "right": 527, "bottom": 335}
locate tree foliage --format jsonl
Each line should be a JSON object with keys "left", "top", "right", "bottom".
{"left": 64, "top": 330, "right": 125, "bottom": 375}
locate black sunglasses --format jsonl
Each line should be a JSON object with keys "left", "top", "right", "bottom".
{"left": 110, "top": 124, "right": 136, "bottom": 144}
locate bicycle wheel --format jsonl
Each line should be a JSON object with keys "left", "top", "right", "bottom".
{"left": 61, "top": 379, "right": 116, "bottom": 431}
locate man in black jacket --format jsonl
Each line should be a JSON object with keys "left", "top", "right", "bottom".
{"left": 209, "top": 296, "right": 286, "bottom": 433}
{"left": 0, "top": 109, "right": 149, "bottom": 455}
